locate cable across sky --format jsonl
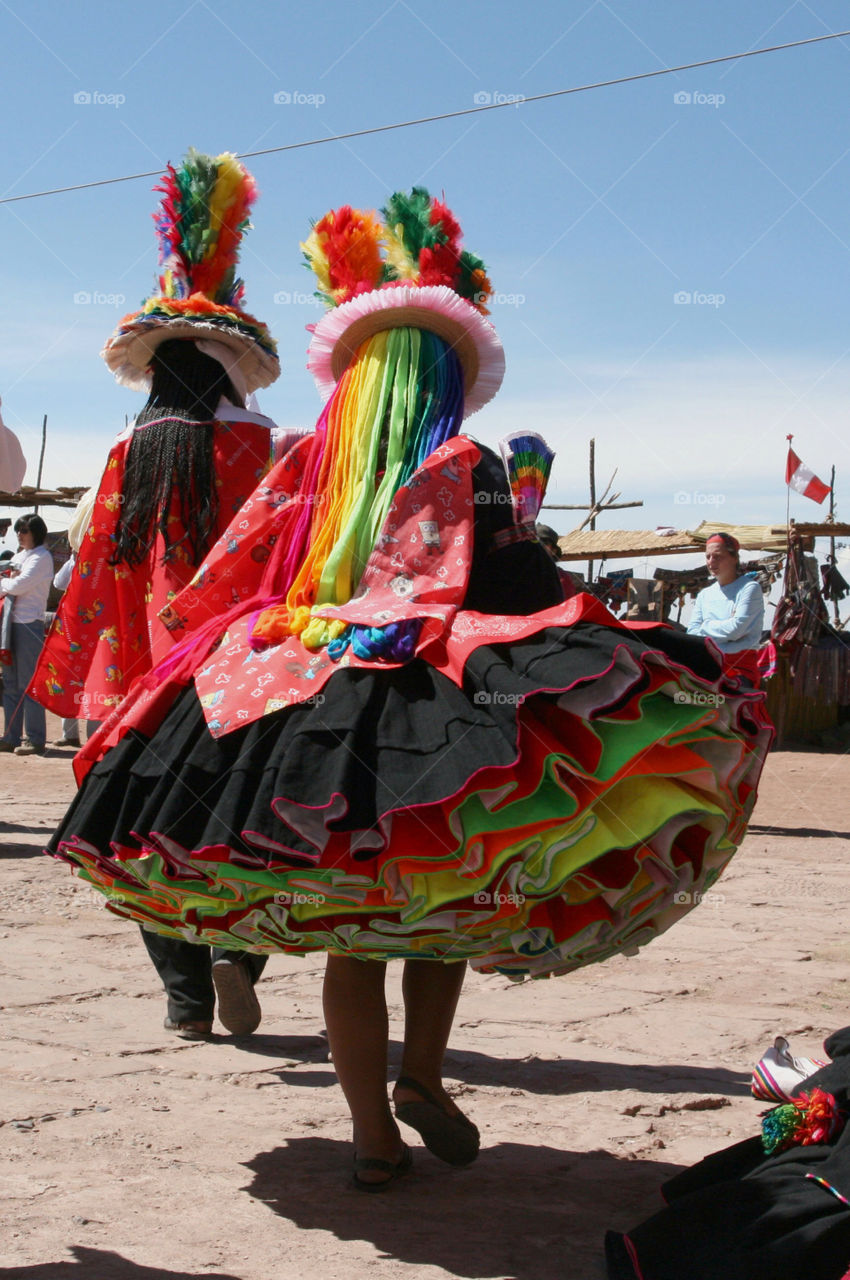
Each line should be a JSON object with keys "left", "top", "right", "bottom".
{"left": 1, "top": 28, "right": 848, "bottom": 207}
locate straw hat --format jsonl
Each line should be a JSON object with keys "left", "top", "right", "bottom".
{"left": 302, "top": 189, "right": 504, "bottom": 417}
{"left": 102, "top": 149, "right": 279, "bottom": 394}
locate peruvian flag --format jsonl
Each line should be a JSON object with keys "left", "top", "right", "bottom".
{"left": 786, "top": 445, "right": 830, "bottom": 504}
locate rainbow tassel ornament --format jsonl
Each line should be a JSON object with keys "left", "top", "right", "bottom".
{"left": 761, "top": 1087, "right": 844, "bottom": 1155}
{"left": 498, "top": 431, "right": 556, "bottom": 528}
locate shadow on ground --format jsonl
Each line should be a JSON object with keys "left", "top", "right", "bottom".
{"left": 243, "top": 1137, "right": 680, "bottom": 1280}
{"left": 746, "top": 823, "right": 850, "bottom": 839}
{"left": 0, "top": 1249, "right": 242, "bottom": 1280}
{"left": 233, "top": 1034, "right": 750, "bottom": 1099}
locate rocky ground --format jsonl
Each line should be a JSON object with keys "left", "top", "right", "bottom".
{"left": 2, "top": 718, "right": 848, "bottom": 1280}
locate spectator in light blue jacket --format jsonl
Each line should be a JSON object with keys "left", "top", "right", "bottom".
{"left": 687, "top": 532, "right": 764, "bottom": 682}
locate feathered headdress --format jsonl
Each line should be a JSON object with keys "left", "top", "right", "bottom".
{"left": 102, "top": 149, "right": 279, "bottom": 393}
{"left": 303, "top": 186, "right": 503, "bottom": 417}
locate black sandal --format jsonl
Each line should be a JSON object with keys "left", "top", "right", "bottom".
{"left": 352, "top": 1144, "right": 413, "bottom": 1192}
{"left": 393, "top": 1076, "right": 480, "bottom": 1166}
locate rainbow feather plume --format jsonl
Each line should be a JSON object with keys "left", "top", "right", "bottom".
{"left": 381, "top": 188, "right": 492, "bottom": 311}
{"left": 301, "top": 207, "right": 385, "bottom": 307}
{"left": 382, "top": 187, "right": 437, "bottom": 281}
{"left": 301, "top": 187, "right": 495, "bottom": 315}
{"left": 153, "top": 149, "right": 257, "bottom": 306}
{"left": 456, "top": 249, "right": 492, "bottom": 312}
{"left": 499, "top": 431, "right": 556, "bottom": 526}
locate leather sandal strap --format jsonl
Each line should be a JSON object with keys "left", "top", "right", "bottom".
{"left": 393, "top": 1075, "right": 441, "bottom": 1107}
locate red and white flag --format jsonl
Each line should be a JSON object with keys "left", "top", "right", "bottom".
{"left": 785, "top": 446, "right": 830, "bottom": 504}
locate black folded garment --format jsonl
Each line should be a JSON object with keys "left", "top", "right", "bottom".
{"left": 605, "top": 1026, "right": 850, "bottom": 1280}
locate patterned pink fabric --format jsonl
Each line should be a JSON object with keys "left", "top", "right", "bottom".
{"left": 192, "top": 436, "right": 478, "bottom": 734}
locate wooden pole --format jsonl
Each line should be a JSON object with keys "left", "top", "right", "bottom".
{"left": 543, "top": 500, "right": 643, "bottom": 511}
{"left": 829, "top": 464, "right": 840, "bottom": 627}
{"left": 33, "top": 414, "right": 47, "bottom": 515}
{"left": 587, "top": 438, "right": 596, "bottom": 583}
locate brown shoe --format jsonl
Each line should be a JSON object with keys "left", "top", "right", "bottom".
{"left": 212, "top": 956, "right": 262, "bottom": 1035}
{"left": 163, "top": 1017, "right": 213, "bottom": 1040}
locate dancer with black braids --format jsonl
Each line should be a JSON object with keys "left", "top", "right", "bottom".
{"left": 33, "top": 151, "right": 284, "bottom": 724}
{"left": 111, "top": 340, "right": 229, "bottom": 572}
{"left": 33, "top": 149, "right": 294, "bottom": 1037}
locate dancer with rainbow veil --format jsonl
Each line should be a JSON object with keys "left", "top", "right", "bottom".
{"left": 49, "top": 188, "right": 772, "bottom": 1187}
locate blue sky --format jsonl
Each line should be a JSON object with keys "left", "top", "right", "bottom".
{"left": 1, "top": 0, "right": 849, "bottom": 577}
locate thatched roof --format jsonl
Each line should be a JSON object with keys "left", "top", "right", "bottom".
{"left": 0, "top": 485, "right": 89, "bottom": 509}
{"left": 556, "top": 529, "right": 698, "bottom": 561}
{"left": 690, "top": 520, "right": 850, "bottom": 548}
{"left": 555, "top": 519, "right": 850, "bottom": 562}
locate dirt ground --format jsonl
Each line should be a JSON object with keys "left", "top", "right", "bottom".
{"left": 2, "top": 715, "right": 848, "bottom": 1280}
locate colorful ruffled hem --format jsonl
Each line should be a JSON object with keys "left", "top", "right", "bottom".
{"left": 54, "top": 626, "right": 771, "bottom": 978}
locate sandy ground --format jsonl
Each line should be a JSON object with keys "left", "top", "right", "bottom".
{"left": 2, "top": 715, "right": 849, "bottom": 1280}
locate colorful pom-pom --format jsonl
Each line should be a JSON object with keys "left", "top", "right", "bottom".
{"left": 761, "top": 1087, "right": 844, "bottom": 1155}
{"left": 302, "top": 187, "right": 494, "bottom": 314}
{"left": 301, "top": 207, "right": 385, "bottom": 307}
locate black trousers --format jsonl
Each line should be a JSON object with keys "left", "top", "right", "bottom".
{"left": 141, "top": 928, "right": 268, "bottom": 1022}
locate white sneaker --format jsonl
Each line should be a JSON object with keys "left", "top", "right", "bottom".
{"left": 751, "top": 1035, "right": 827, "bottom": 1103}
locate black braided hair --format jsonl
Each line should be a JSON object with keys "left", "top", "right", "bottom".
{"left": 112, "top": 339, "right": 245, "bottom": 569}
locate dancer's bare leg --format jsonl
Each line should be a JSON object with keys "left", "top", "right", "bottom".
{"left": 322, "top": 954, "right": 404, "bottom": 1181}
{"left": 393, "top": 958, "right": 467, "bottom": 1114}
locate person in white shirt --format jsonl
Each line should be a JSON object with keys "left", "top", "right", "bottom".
{"left": 0, "top": 514, "right": 53, "bottom": 754}
{"left": 687, "top": 532, "right": 765, "bottom": 684}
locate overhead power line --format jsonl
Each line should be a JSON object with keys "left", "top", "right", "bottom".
{"left": 1, "top": 29, "right": 848, "bottom": 207}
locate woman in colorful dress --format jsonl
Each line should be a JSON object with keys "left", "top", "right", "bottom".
{"left": 49, "top": 188, "right": 771, "bottom": 1187}
{"left": 31, "top": 149, "right": 282, "bottom": 725}
{"left": 34, "top": 150, "right": 291, "bottom": 1037}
